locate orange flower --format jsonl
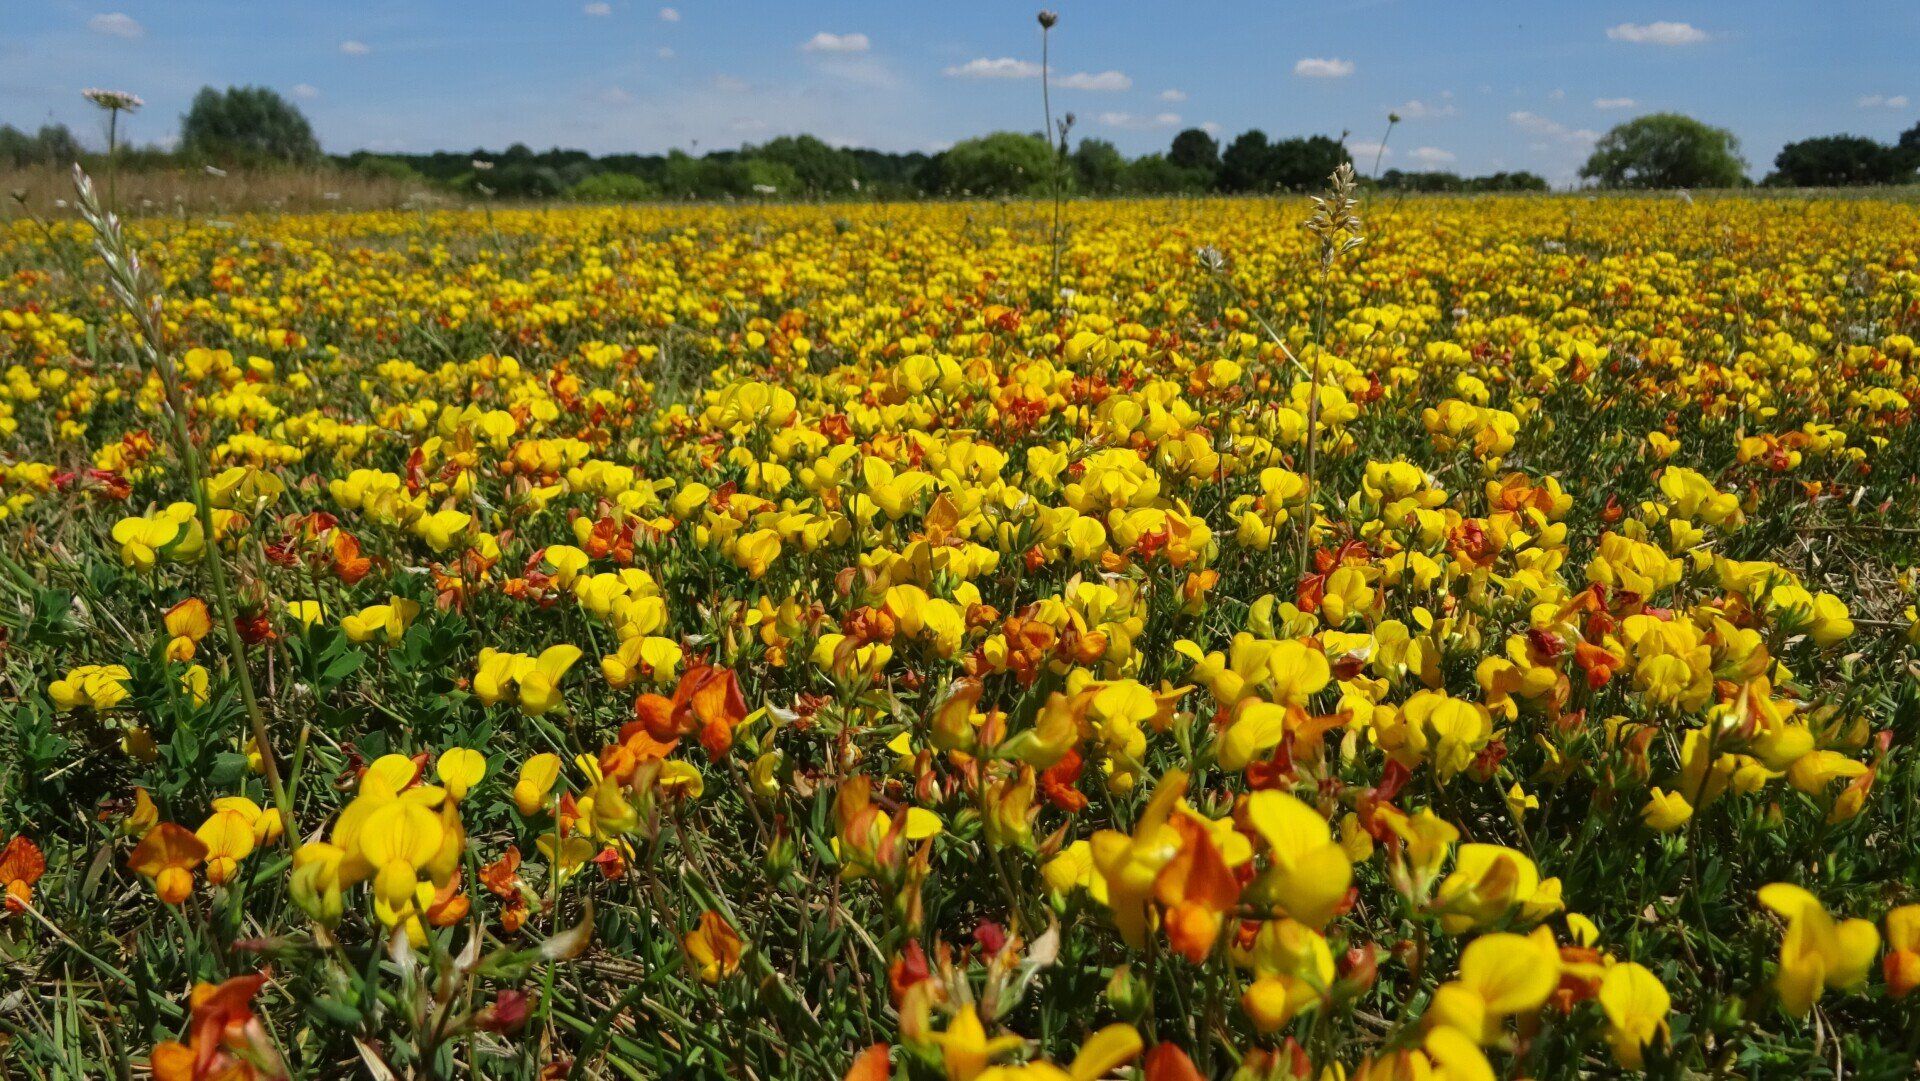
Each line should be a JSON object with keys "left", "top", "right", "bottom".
{"left": 151, "top": 970, "right": 285, "bottom": 1081}
{"left": 164, "top": 598, "right": 213, "bottom": 661}
{"left": 1155, "top": 814, "right": 1242, "bottom": 963}
{"left": 843, "top": 1044, "right": 891, "bottom": 1081}
{"left": 128, "top": 822, "right": 208, "bottom": 905}
{"left": 683, "top": 910, "right": 744, "bottom": 983}
{"left": 0, "top": 835, "right": 47, "bottom": 912}
{"left": 671, "top": 663, "right": 749, "bottom": 759}
{"left": 1144, "top": 1043, "right": 1206, "bottom": 1081}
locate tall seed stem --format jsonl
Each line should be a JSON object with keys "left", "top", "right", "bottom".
{"left": 72, "top": 165, "right": 297, "bottom": 847}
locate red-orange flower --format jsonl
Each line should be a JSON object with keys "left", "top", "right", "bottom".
{"left": 670, "top": 663, "right": 749, "bottom": 759}
{"left": 151, "top": 970, "right": 285, "bottom": 1081}
{"left": 0, "top": 835, "right": 46, "bottom": 913}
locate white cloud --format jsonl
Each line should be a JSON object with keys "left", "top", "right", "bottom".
{"left": 1396, "top": 98, "right": 1457, "bottom": 119}
{"left": 657, "top": 46, "right": 675, "bottom": 59}
{"left": 1349, "top": 140, "right": 1390, "bottom": 161}
{"left": 1409, "top": 146, "right": 1457, "bottom": 166}
{"left": 291, "top": 84, "right": 321, "bottom": 100}
{"left": 1057, "top": 70, "right": 1131, "bottom": 91}
{"left": 1294, "top": 57, "right": 1354, "bottom": 78}
{"left": 1159, "top": 88, "right": 1187, "bottom": 103}
{"left": 1200, "top": 121, "right": 1222, "bottom": 135}
{"left": 942, "top": 58, "right": 1127, "bottom": 90}
{"left": 711, "top": 73, "right": 749, "bottom": 93}
{"left": 598, "top": 86, "right": 636, "bottom": 106}
{"left": 944, "top": 57, "right": 1042, "bottom": 80}
{"left": 1549, "top": 88, "right": 1566, "bottom": 101}
{"left": 583, "top": 2, "right": 612, "bottom": 14}
{"left": 1858, "top": 93, "right": 1910, "bottom": 109}
{"left": 802, "top": 32, "right": 870, "bottom": 54}
{"left": 658, "top": 6, "right": 680, "bottom": 21}
{"left": 1607, "top": 21, "right": 1708, "bottom": 45}
{"left": 340, "top": 39, "right": 371, "bottom": 56}
{"left": 1593, "top": 97, "right": 1637, "bottom": 109}
{"left": 1509, "top": 110, "right": 1599, "bottom": 144}
{"left": 1097, "top": 111, "right": 1179, "bottom": 130}
{"left": 87, "top": 13, "right": 143, "bottom": 39}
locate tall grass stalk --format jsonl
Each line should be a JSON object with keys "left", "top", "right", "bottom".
{"left": 1300, "top": 162, "right": 1365, "bottom": 565}
{"left": 71, "top": 164, "right": 298, "bottom": 847}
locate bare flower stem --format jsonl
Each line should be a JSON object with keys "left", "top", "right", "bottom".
{"left": 71, "top": 165, "right": 298, "bottom": 849}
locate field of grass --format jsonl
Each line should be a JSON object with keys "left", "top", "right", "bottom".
{"left": 0, "top": 178, "right": 1917, "bottom": 1080}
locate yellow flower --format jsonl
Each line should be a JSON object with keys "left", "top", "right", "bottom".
{"left": 1597, "top": 962, "right": 1670, "bottom": 1069}
{"left": 1640, "top": 787, "right": 1693, "bottom": 832}
{"left": 930, "top": 1007, "right": 1026, "bottom": 1081}
{"left": 514, "top": 753, "right": 563, "bottom": 816}
{"left": 49, "top": 664, "right": 132, "bottom": 712}
{"left": 340, "top": 597, "right": 422, "bottom": 645}
{"left": 1758, "top": 883, "right": 1880, "bottom": 1016}
{"left": 1403, "top": 690, "right": 1493, "bottom": 783}
{"left": 436, "top": 747, "right": 487, "bottom": 801}
{"left": 1426, "top": 930, "right": 1559, "bottom": 1044}
{"left": 111, "top": 503, "right": 203, "bottom": 569}
{"left": 1434, "top": 844, "right": 1562, "bottom": 934}
{"left": 1241, "top": 790, "right": 1352, "bottom": 929}
{"left": 682, "top": 910, "right": 744, "bottom": 983}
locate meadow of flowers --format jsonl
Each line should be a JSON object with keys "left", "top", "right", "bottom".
{"left": 1, "top": 176, "right": 1918, "bottom": 1080}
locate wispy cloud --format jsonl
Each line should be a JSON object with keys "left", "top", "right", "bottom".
{"left": 339, "top": 39, "right": 371, "bottom": 56}
{"left": 943, "top": 57, "right": 1041, "bottom": 80}
{"left": 1509, "top": 110, "right": 1599, "bottom": 144}
{"left": 292, "top": 83, "right": 321, "bottom": 100}
{"left": 1593, "top": 97, "right": 1637, "bottom": 110}
{"left": 87, "top": 12, "right": 143, "bottom": 39}
{"left": 1097, "top": 111, "right": 1180, "bottom": 130}
{"left": 1294, "top": 57, "right": 1355, "bottom": 78}
{"left": 802, "top": 32, "right": 869, "bottom": 54}
{"left": 1858, "top": 93, "right": 1910, "bottom": 109}
{"left": 1397, "top": 98, "right": 1457, "bottom": 119}
{"left": 1409, "top": 146, "right": 1456, "bottom": 165}
{"left": 658, "top": 6, "right": 680, "bottom": 22}
{"left": 1607, "top": 21, "right": 1707, "bottom": 46}
{"left": 1057, "top": 70, "right": 1131, "bottom": 91}
{"left": 583, "top": 2, "right": 611, "bottom": 15}
{"left": 711, "top": 73, "right": 749, "bottom": 93}
{"left": 942, "top": 58, "right": 1129, "bottom": 91}
{"left": 1159, "top": 88, "right": 1187, "bottom": 103}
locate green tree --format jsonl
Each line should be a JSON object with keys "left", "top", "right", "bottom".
{"left": 750, "top": 135, "right": 863, "bottom": 195}
{"left": 1073, "top": 138, "right": 1127, "bottom": 194}
{"left": 1168, "top": 127, "right": 1220, "bottom": 177}
{"left": 0, "top": 124, "right": 82, "bottom": 166}
{"left": 1218, "top": 130, "right": 1273, "bottom": 191}
{"left": 1268, "top": 135, "right": 1351, "bottom": 192}
{"left": 570, "top": 172, "right": 658, "bottom": 201}
{"left": 1580, "top": 113, "right": 1745, "bottom": 188}
{"left": 1900, "top": 120, "right": 1920, "bottom": 169}
{"left": 180, "top": 86, "right": 322, "bottom": 165}
{"left": 1768, "top": 135, "right": 1910, "bottom": 187}
{"left": 1122, "top": 154, "right": 1208, "bottom": 193}
{"left": 934, "top": 132, "right": 1053, "bottom": 196}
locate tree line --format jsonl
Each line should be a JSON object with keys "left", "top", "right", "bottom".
{"left": 1578, "top": 113, "right": 1920, "bottom": 189}
{"left": 7, "top": 85, "right": 1920, "bottom": 197}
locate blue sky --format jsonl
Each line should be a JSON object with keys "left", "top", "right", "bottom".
{"left": 5, "top": 1, "right": 1917, "bottom": 183}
